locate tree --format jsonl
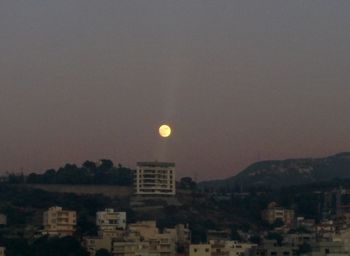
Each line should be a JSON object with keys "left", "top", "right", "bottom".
{"left": 230, "top": 228, "right": 242, "bottom": 241}
{"left": 99, "top": 159, "right": 114, "bottom": 171}
{"left": 31, "top": 236, "right": 88, "bottom": 256}
{"left": 267, "top": 232, "right": 283, "bottom": 246}
{"left": 298, "top": 242, "right": 312, "bottom": 254}
{"left": 272, "top": 218, "right": 284, "bottom": 228}
{"left": 82, "top": 161, "right": 97, "bottom": 170}
{"left": 96, "top": 249, "right": 111, "bottom": 256}
{"left": 179, "top": 177, "right": 196, "bottom": 189}
{"left": 250, "top": 235, "right": 261, "bottom": 245}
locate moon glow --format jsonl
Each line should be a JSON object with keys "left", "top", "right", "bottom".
{"left": 159, "top": 124, "right": 172, "bottom": 138}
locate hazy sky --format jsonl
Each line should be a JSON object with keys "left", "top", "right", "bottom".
{"left": 1, "top": 1, "right": 350, "bottom": 180}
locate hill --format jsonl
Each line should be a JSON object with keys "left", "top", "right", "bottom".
{"left": 200, "top": 152, "right": 350, "bottom": 189}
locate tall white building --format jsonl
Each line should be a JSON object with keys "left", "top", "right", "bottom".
{"left": 43, "top": 206, "right": 76, "bottom": 236}
{"left": 134, "top": 162, "right": 176, "bottom": 196}
{"left": 96, "top": 208, "right": 126, "bottom": 231}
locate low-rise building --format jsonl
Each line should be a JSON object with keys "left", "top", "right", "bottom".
{"left": 284, "top": 233, "right": 316, "bottom": 247}
{"left": 85, "top": 219, "right": 177, "bottom": 256}
{"left": 96, "top": 208, "right": 126, "bottom": 231}
{"left": 309, "top": 240, "right": 348, "bottom": 256}
{"left": 251, "top": 240, "right": 296, "bottom": 256}
{"left": 164, "top": 224, "right": 191, "bottom": 244}
{"left": 148, "top": 233, "right": 176, "bottom": 256}
{"left": 128, "top": 220, "right": 159, "bottom": 240}
{"left": 315, "top": 220, "right": 336, "bottom": 239}
{"left": 189, "top": 244, "right": 211, "bottom": 256}
{"left": 222, "top": 240, "right": 257, "bottom": 256}
{"left": 190, "top": 241, "right": 256, "bottom": 256}
{"left": 112, "top": 240, "right": 149, "bottom": 256}
{"left": 84, "top": 235, "right": 113, "bottom": 256}
{"left": 296, "top": 217, "right": 316, "bottom": 232}
{"left": 42, "top": 206, "right": 76, "bottom": 236}
{"left": 262, "top": 202, "right": 295, "bottom": 226}
{"left": 127, "top": 221, "right": 176, "bottom": 256}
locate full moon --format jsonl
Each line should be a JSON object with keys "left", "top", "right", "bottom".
{"left": 159, "top": 124, "right": 172, "bottom": 138}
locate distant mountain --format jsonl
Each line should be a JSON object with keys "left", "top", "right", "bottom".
{"left": 200, "top": 152, "right": 350, "bottom": 189}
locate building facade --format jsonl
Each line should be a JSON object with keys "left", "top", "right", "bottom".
{"left": 189, "top": 244, "right": 212, "bottom": 256}
{"left": 43, "top": 206, "right": 76, "bottom": 236}
{"left": 134, "top": 162, "right": 176, "bottom": 196}
{"left": 96, "top": 208, "right": 126, "bottom": 231}
{"left": 262, "top": 202, "right": 295, "bottom": 226}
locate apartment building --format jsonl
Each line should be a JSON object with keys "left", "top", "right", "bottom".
{"left": 128, "top": 220, "right": 159, "bottom": 240}
{"left": 189, "top": 244, "right": 212, "bottom": 256}
{"left": 96, "top": 208, "right": 126, "bottom": 231}
{"left": 134, "top": 162, "right": 176, "bottom": 196}
{"left": 85, "top": 219, "right": 177, "bottom": 256}
{"left": 42, "top": 206, "right": 76, "bottom": 236}
{"left": 84, "top": 209, "right": 125, "bottom": 256}
{"left": 262, "top": 202, "right": 295, "bottom": 226}
{"left": 189, "top": 241, "right": 256, "bottom": 256}
{"left": 310, "top": 240, "right": 348, "bottom": 256}
{"left": 84, "top": 235, "right": 113, "bottom": 256}
{"left": 250, "top": 240, "right": 296, "bottom": 256}
{"left": 164, "top": 224, "right": 191, "bottom": 244}
{"left": 127, "top": 220, "right": 176, "bottom": 256}
{"left": 112, "top": 241, "right": 149, "bottom": 256}
{"left": 220, "top": 241, "right": 256, "bottom": 256}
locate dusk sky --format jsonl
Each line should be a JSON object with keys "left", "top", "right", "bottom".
{"left": 1, "top": 1, "right": 350, "bottom": 180}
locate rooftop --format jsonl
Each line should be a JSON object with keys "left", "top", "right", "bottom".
{"left": 137, "top": 162, "right": 175, "bottom": 168}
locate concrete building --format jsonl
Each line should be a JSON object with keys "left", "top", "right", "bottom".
{"left": 284, "top": 233, "right": 316, "bottom": 247}
{"left": 84, "top": 219, "right": 178, "bottom": 256}
{"left": 127, "top": 220, "right": 176, "bottom": 256}
{"left": 296, "top": 217, "right": 316, "bottom": 232}
{"left": 84, "top": 209, "right": 126, "bottom": 255}
{"left": 315, "top": 220, "right": 336, "bottom": 239}
{"left": 308, "top": 240, "right": 348, "bottom": 256}
{"left": 189, "top": 241, "right": 256, "bottom": 256}
{"left": 221, "top": 241, "right": 256, "bottom": 256}
{"left": 251, "top": 240, "right": 296, "bottom": 256}
{"left": 112, "top": 240, "right": 149, "bottom": 256}
{"left": 96, "top": 208, "right": 126, "bottom": 231}
{"left": 84, "top": 235, "right": 113, "bottom": 256}
{"left": 164, "top": 224, "right": 191, "bottom": 244}
{"left": 43, "top": 206, "right": 76, "bottom": 236}
{"left": 189, "top": 244, "right": 212, "bottom": 256}
{"left": 262, "top": 202, "right": 295, "bottom": 226}
{"left": 128, "top": 220, "right": 159, "bottom": 240}
{"left": 134, "top": 162, "right": 176, "bottom": 196}
{"left": 148, "top": 233, "right": 176, "bottom": 256}
{"left": 210, "top": 240, "right": 229, "bottom": 256}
